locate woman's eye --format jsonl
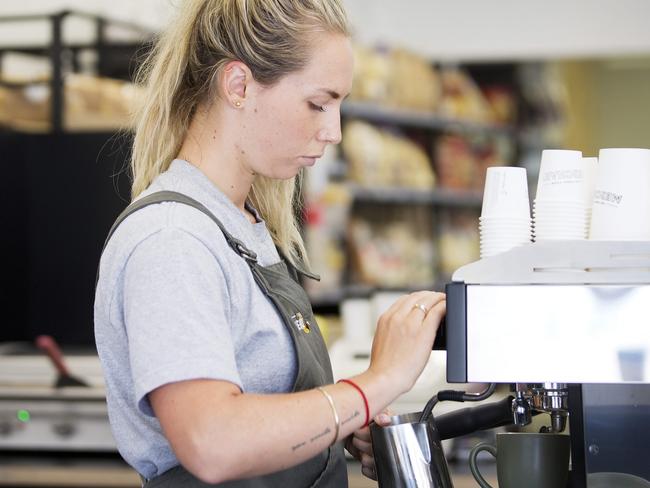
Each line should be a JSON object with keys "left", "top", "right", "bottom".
{"left": 309, "top": 102, "right": 327, "bottom": 113}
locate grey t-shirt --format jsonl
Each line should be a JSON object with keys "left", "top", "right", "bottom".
{"left": 94, "top": 159, "right": 297, "bottom": 479}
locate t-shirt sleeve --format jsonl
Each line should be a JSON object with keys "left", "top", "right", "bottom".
{"left": 121, "top": 227, "right": 242, "bottom": 417}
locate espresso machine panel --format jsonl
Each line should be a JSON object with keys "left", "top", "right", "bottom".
{"left": 445, "top": 240, "right": 650, "bottom": 487}
{"left": 447, "top": 283, "right": 650, "bottom": 384}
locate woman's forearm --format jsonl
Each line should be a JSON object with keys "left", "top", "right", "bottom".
{"left": 166, "top": 370, "right": 398, "bottom": 484}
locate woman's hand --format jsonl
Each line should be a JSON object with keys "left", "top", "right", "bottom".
{"left": 368, "top": 291, "right": 446, "bottom": 396}
{"left": 345, "top": 411, "right": 393, "bottom": 480}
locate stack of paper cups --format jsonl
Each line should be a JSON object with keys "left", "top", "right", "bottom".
{"left": 590, "top": 148, "right": 650, "bottom": 240}
{"left": 479, "top": 167, "right": 532, "bottom": 258}
{"left": 533, "top": 150, "right": 597, "bottom": 241}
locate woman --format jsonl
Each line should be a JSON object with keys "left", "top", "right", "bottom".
{"left": 94, "top": 0, "right": 446, "bottom": 486}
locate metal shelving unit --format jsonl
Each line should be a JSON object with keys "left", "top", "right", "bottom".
{"left": 0, "top": 10, "right": 153, "bottom": 133}
{"left": 349, "top": 184, "right": 483, "bottom": 208}
{"left": 341, "top": 100, "right": 515, "bottom": 136}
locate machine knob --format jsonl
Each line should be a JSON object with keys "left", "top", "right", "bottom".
{"left": 53, "top": 422, "right": 76, "bottom": 438}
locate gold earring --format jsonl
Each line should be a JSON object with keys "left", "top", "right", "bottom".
{"left": 235, "top": 100, "right": 242, "bottom": 107}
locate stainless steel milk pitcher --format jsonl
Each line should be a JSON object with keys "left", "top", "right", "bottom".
{"left": 370, "top": 412, "right": 453, "bottom": 488}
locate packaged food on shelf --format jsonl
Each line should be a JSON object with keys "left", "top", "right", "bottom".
{"left": 348, "top": 206, "right": 437, "bottom": 288}
{"left": 350, "top": 44, "right": 441, "bottom": 112}
{"left": 303, "top": 183, "right": 352, "bottom": 298}
{"left": 0, "top": 74, "right": 143, "bottom": 132}
{"left": 482, "top": 84, "right": 517, "bottom": 125}
{"left": 438, "top": 66, "right": 494, "bottom": 123}
{"left": 388, "top": 48, "right": 442, "bottom": 111}
{"left": 0, "top": 83, "right": 49, "bottom": 131}
{"left": 433, "top": 133, "right": 513, "bottom": 190}
{"left": 342, "top": 120, "right": 435, "bottom": 189}
{"left": 64, "top": 74, "right": 143, "bottom": 130}
{"left": 437, "top": 209, "right": 480, "bottom": 277}
{"left": 350, "top": 44, "right": 392, "bottom": 104}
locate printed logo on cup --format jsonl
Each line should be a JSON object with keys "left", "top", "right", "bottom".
{"left": 542, "top": 169, "right": 583, "bottom": 185}
{"left": 593, "top": 190, "right": 624, "bottom": 207}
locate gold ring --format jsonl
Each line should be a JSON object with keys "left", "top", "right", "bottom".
{"left": 413, "top": 303, "right": 428, "bottom": 314}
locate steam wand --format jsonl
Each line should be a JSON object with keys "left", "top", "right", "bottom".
{"left": 419, "top": 383, "right": 497, "bottom": 423}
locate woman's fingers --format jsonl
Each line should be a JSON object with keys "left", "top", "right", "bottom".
{"left": 403, "top": 291, "right": 446, "bottom": 321}
{"left": 345, "top": 435, "right": 361, "bottom": 460}
{"left": 352, "top": 435, "right": 371, "bottom": 455}
{"left": 354, "top": 426, "right": 371, "bottom": 443}
{"left": 361, "top": 464, "right": 377, "bottom": 481}
{"left": 423, "top": 299, "right": 447, "bottom": 330}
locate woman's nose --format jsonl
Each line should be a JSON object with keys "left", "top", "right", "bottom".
{"left": 317, "top": 110, "right": 342, "bottom": 145}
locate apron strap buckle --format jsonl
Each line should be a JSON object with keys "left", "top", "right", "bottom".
{"left": 231, "top": 238, "right": 258, "bottom": 263}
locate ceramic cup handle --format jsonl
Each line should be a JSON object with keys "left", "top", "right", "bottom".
{"left": 469, "top": 442, "right": 497, "bottom": 488}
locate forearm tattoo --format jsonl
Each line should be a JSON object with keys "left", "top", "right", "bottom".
{"left": 341, "top": 410, "right": 360, "bottom": 426}
{"left": 291, "top": 441, "right": 306, "bottom": 452}
{"left": 310, "top": 427, "right": 331, "bottom": 443}
{"left": 291, "top": 409, "right": 362, "bottom": 453}
{"left": 291, "top": 425, "right": 333, "bottom": 452}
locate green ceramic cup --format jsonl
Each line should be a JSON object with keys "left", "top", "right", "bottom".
{"left": 469, "top": 432, "right": 571, "bottom": 488}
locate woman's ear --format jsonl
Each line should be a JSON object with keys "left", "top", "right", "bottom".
{"left": 221, "top": 60, "right": 251, "bottom": 108}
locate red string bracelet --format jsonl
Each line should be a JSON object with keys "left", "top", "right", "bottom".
{"left": 338, "top": 378, "right": 370, "bottom": 427}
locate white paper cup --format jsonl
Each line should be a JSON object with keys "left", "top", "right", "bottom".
{"left": 479, "top": 216, "right": 532, "bottom": 223}
{"left": 535, "top": 236, "right": 587, "bottom": 241}
{"left": 534, "top": 200, "right": 590, "bottom": 209}
{"left": 535, "top": 149, "right": 589, "bottom": 203}
{"left": 535, "top": 216, "right": 589, "bottom": 225}
{"left": 481, "top": 167, "right": 530, "bottom": 219}
{"left": 481, "top": 231, "right": 532, "bottom": 239}
{"left": 590, "top": 148, "right": 650, "bottom": 240}
{"left": 534, "top": 228, "right": 588, "bottom": 237}
{"left": 481, "top": 232, "right": 533, "bottom": 240}
{"left": 481, "top": 221, "right": 532, "bottom": 228}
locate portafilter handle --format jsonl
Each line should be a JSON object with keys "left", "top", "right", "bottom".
{"left": 435, "top": 396, "right": 519, "bottom": 441}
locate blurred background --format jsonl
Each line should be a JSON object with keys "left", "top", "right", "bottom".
{"left": 0, "top": 1, "right": 649, "bottom": 487}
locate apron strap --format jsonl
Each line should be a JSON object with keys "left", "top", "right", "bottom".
{"left": 276, "top": 246, "right": 321, "bottom": 282}
{"left": 98, "top": 190, "right": 319, "bottom": 283}
{"left": 101, "top": 190, "right": 258, "bottom": 262}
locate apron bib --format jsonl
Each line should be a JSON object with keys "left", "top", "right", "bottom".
{"left": 101, "top": 191, "right": 348, "bottom": 488}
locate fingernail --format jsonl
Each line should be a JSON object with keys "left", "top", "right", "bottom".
{"left": 376, "top": 413, "right": 390, "bottom": 424}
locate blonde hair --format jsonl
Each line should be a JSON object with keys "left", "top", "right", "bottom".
{"left": 130, "top": 0, "right": 349, "bottom": 266}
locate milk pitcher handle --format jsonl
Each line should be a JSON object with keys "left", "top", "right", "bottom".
{"left": 469, "top": 442, "right": 497, "bottom": 488}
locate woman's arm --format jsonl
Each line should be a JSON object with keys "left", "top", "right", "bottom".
{"left": 150, "top": 371, "right": 391, "bottom": 483}
{"left": 150, "top": 290, "right": 445, "bottom": 484}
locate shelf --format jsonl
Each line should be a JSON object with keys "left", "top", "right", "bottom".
{"left": 349, "top": 184, "right": 483, "bottom": 208}
{"left": 341, "top": 100, "right": 514, "bottom": 136}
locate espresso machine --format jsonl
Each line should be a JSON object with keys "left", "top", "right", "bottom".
{"left": 445, "top": 239, "right": 650, "bottom": 487}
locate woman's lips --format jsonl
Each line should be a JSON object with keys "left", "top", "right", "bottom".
{"left": 299, "top": 155, "right": 321, "bottom": 166}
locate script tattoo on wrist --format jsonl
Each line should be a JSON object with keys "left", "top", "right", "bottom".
{"left": 310, "top": 427, "right": 331, "bottom": 443}
{"left": 341, "top": 410, "right": 360, "bottom": 425}
{"left": 291, "top": 441, "right": 306, "bottom": 452}
{"left": 291, "top": 426, "right": 332, "bottom": 453}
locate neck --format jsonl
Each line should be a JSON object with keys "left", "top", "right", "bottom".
{"left": 177, "top": 103, "right": 254, "bottom": 212}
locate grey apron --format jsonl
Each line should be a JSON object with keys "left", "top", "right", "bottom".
{"left": 101, "top": 191, "right": 348, "bottom": 488}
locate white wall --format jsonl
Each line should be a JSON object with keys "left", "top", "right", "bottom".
{"left": 342, "top": 0, "right": 650, "bottom": 61}
{"left": 0, "top": 0, "right": 649, "bottom": 60}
